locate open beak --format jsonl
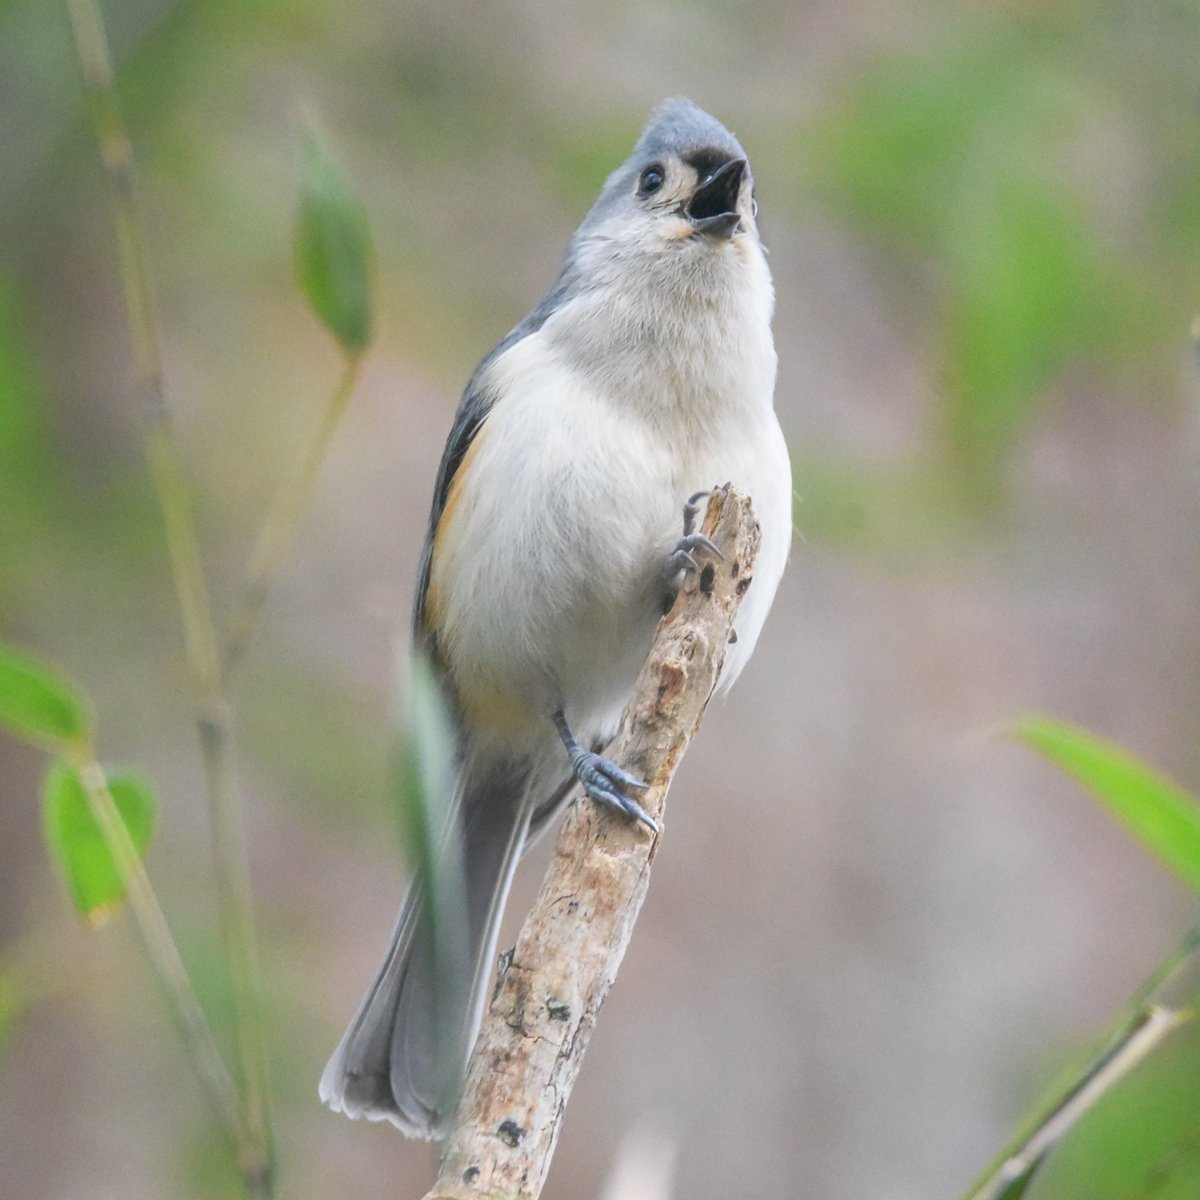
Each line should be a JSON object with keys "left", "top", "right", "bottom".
{"left": 686, "top": 158, "right": 748, "bottom": 239}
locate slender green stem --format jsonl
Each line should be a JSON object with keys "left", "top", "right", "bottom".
{"left": 65, "top": 2, "right": 273, "bottom": 1194}
{"left": 222, "top": 352, "right": 362, "bottom": 685}
{"left": 961, "top": 928, "right": 1200, "bottom": 1200}
{"left": 197, "top": 699, "right": 273, "bottom": 1199}
{"left": 71, "top": 751, "right": 248, "bottom": 1152}
{"left": 68, "top": 5, "right": 365, "bottom": 1190}
{"left": 65, "top": 0, "right": 220, "bottom": 697}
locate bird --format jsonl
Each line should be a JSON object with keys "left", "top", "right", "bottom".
{"left": 320, "top": 96, "right": 793, "bottom": 1138}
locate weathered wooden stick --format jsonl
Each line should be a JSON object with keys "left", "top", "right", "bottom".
{"left": 422, "top": 484, "right": 762, "bottom": 1200}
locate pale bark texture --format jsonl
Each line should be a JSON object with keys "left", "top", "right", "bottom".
{"left": 422, "top": 484, "right": 762, "bottom": 1200}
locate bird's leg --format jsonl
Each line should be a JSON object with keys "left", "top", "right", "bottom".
{"left": 552, "top": 709, "right": 659, "bottom": 834}
{"left": 682, "top": 489, "right": 707, "bottom": 538}
{"left": 664, "top": 490, "right": 724, "bottom": 587}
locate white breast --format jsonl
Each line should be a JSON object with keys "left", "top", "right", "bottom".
{"left": 429, "top": 236, "right": 792, "bottom": 755}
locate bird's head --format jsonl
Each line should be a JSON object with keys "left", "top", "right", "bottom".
{"left": 572, "top": 98, "right": 761, "bottom": 274}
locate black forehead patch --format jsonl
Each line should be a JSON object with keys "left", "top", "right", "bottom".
{"left": 683, "top": 147, "right": 740, "bottom": 179}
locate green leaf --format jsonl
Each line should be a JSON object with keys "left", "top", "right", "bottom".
{"left": 397, "top": 653, "right": 458, "bottom": 856}
{"left": 0, "top": 961, "right": 28, "bottom": 1057}
{"left": 296, "top": 124, "right": 373, "bottom": 353}
{"left": 393, "top": 652, "right": 467, "bottom": 1108}
{"left": 42, "top": 761, "right": 157, "bottom": 921}
{"left": 1011, "top": 715, "right": 1200, "bottom": 893}
{"left": 0, "top": 641, "right": 89, "bottom": 750}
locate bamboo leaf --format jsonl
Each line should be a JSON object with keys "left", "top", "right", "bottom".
{"left": 42, "top": 761, "right": 157, "bottom": 921}
{"left": 296, "top": 124, "right": 373, "bottom": 353}
{"left": 1011, "top": 715, "right": 1200, "bottom": 894}
{"left": 394, "top": 652, "right": 467, "bottom": 1109}
{"left": 0, "top": 642, "right": 89, "bottom": 751}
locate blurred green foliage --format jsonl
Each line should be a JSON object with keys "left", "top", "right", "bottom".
{"left": 295, "top": 125, "right": 373, "bottom": 354}
{"left": 42, "top": 761, "right": 157, "bottom": 919}
{"left": 789, "top": 458, "right": 968, "bottom": 559}
{"left": 964, "top": 723, "right": 1200, "bottom": 1200}
{"left": 1026, "top": 1015, "right": 1200, "bottom": 1200}
{"left": 0, "top": 641, "right": 90, "bottom": 751}
{"left": 393, "top": 651, "right": 467, "bottom": 1105}
{"left": 239, "top": 662, "right": 386, "bottom": 841}
{"left": 798, "top": 5, "right": 1198, "bottom": 514}
{"left": 2, "top": 1, "right": 1199, "bottom": 1197}
{"left": 0, "top": 962, "right": 26, "bottom": 1060}
{"left": 0, "top": 279, "right": 66, "bottom": 601}
{"left": 1013, "top": 716, "right": 1200, "bottom": 895}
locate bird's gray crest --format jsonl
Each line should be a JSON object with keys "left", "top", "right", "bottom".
{"left": 633, "top": 97, "right": 747, "bottom": 164}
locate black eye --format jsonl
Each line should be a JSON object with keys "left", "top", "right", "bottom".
{"left": 638, "top": 164, "right": 665, "bottom": 196}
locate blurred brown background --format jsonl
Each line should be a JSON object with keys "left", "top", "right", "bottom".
{"left": 1, "top": 1, "right": 1198, "bottom": 1198}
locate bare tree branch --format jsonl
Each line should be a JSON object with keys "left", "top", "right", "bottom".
{"left": 423, "top": 484, "right": 762, "bottom": 1200}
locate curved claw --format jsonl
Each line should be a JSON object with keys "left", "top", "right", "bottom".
{"left": 664, "top": 530, "right": 725, "bottom": 591}
{"left": 666, "top": 548, "right": 700, "bottom": 575}
{"left": 583, "top": 754, "right": 649, "bottom": 792}
{"left": 576, "top": 752, "right": 660, "bottom": 833}
{"left": 579, "top": 761, "right": 661, "bottom": 834}
{"left": 677, "top": 531, "right": 724, "bottom": 562}
{"left": 552, "top": 709, "right": 659, "bottom": 834}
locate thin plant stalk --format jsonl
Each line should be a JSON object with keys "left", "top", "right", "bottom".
{"left": 197, "top": 701, "right": 273, "bottom": 1198}
{"left": 65, "top": 0, "right": 220, "bottom": 696}
{"left": 70, "top": 750, "right": 249, "bottom": 1153}
{"left": 222, "top": 351, "right": 362, "bottom": 685}
{"left": 68, "top": 3, "right": 366, "bottom": 1192}
{"left": 961, "top": 928, "right": 1200, "bottom": 1200}
{"left": 64, "top": 1, "right": 274, "bottom": 1193}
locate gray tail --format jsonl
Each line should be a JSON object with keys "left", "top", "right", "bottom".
{"left": 319, "top": 758, "right": 531, "bottom": 1138}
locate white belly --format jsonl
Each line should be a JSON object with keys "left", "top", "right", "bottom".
{"left": 428, "top": 330, "right": 792, "bottom": 755}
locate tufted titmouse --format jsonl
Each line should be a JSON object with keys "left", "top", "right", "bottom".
{"left": 320, "top": 97, "right": 792, "bottom": 1137}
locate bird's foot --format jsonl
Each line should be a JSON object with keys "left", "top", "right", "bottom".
{"left": 665, "top": 531, "right": 724, "bottom": 577}
{"left": 573, "top": 750, "right": 659, "bottom": 833}
{"left": 664, "top": 491, "right": 724, "bottom": 591}
{"left": 552, "top": 710, "right": 659, "bottom": 834}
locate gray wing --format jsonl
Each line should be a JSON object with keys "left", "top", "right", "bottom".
{"left": 411, "top": 375, "right": 495, "bottom": 649}
{"left": 411, "top": 274, "right": 578, "bottom": 649}
{"left": 410, "top": 384, "right": 489, "bottom": 652}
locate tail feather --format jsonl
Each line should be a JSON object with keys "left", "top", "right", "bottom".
{"left": 320, "top": 758, "right": 532, "bottom": 1138}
